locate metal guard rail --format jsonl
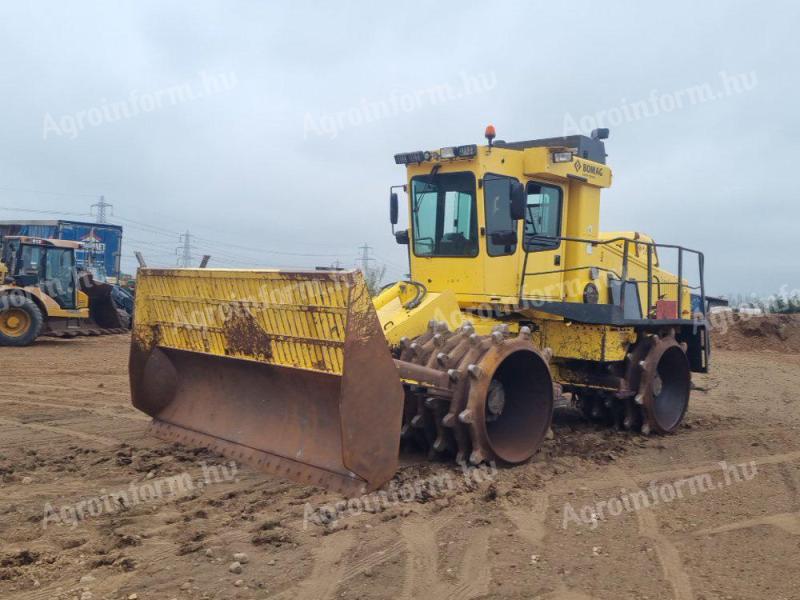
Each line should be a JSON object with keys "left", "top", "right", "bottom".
{"left": 519, "top": 234, "right": 706, "bottom": 319}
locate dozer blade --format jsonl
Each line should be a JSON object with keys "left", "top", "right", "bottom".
{"left": 129, "top": 268, "right": 404, "bottom": 495}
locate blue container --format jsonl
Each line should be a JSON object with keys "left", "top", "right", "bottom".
{"left": 0, "top": 219, "right": 123, "bottom": 279}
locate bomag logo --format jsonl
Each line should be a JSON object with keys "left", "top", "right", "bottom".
{"left": 573, "top": 160, "right": 604, "bottom": 177}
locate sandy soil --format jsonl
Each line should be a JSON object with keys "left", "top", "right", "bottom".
{"left": 1, "top": 335, "right": 799, "bottom": 600}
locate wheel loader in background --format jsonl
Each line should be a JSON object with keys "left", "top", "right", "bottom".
{"left": 0, "top": 236, "right": 130, "bottom": 346}
{"left": 129, "top": 127, "right": 709, "bottom": 495}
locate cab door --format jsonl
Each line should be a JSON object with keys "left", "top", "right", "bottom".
{"left": 520, "top": 181, "right": 565, "bottom": 301}
{"left": 43, "top": 247, "right": 77, "bottom": 309}
{"left": 482, "top": 174, "right": 521, "bottom": 299}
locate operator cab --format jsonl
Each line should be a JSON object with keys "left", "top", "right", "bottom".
{"left": 1, "top": 236, "right": 80, "bottom": 309}
{"left": 390, "top": 127, "right": 612, "bottom": 305}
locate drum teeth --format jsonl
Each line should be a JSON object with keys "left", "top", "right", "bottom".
{"left": 434, "top": 321, "right": 450, "bottom": 334}
{"left": 469, "top": 448, "right": 486, "bottom": 465}
{"left": 458, "top": 408, "right": 474, "bottom": 424}
{"left": 399, "top": 328, "right": 554, "bottom": 471}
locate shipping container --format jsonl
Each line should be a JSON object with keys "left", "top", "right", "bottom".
{"left": 0, "top": 220, "right": 123, "bottom": 280}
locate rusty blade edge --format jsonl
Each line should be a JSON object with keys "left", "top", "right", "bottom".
{"left": 148, "top": 419, "right": 369, "bottom": 497}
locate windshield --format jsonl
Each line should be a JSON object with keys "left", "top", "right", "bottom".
{"left": 411, "top": 172, "right": 477, "bottom": 257}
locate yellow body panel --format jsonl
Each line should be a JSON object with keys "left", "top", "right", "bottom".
{"left": 0, "top": 284, "right": 89, "bottom": 319}
{"left": 534, "top": 321, "right": 636, "bottom": 363}
{"left": 523, "top": 148, "right": 612, "bottom": 187}
{"left": 375, "top": 284, "right": 464, "bottom": 345}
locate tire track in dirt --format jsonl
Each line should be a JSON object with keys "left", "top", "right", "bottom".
{"left": 538, "top": 583, "right": 595, "bottom": 600}
{"left": 503, "top": 493, "right": 549, "bottom": 546}
{"left": 546, "top": 448, "right": 800, "bottom": 496}
{"left": 0, "top": 380, "right": 130, "bottom": 398}
{"left": 399, "top": 514, "right": 491, "bottom": 600}
{"left": 504, "top": 494, "right": 604, "bottom": 600}
{"left": 609, "top": 465, "right": 693, "bottom": 600}
{"left": 443, "top": 526, "right": 492, "bottom": 600}
{"left": 0, "top": 416, "right": 119, "bottom": 446}
{"left": 399, "top": 515, "right": 443, "bottom": 599}
{"left": 0, "top": 394, "right": 148, "bottom": 421}
{"left": 758, "top": 438, "right": 800, "bottom": 523}
{"left": 337, "top": 539, "right": 405, "bottom": 583}
{"left": 693, "top": 511, "right": 800, "bottom": 536}
{"left": 272, "top": 530, "right": 357, "bottom": 600}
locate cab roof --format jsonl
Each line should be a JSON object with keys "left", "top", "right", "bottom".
{"left": 3, "top": 236, "right": 82, "bottom": 249}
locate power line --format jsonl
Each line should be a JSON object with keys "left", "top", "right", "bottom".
{"left": 372, "top": 252, "right": 408, "bottom": 273}
{"left": 192, "top": 235, "right": 348, "bottom": 258}
{"left": 112, "top": 214, "right": 182, "bottom": 238}
{"left": 0, "top": 205, "right": 91, "bottom": 218}
{"left": 113, "top": 213, "right": 348, "bottom": 258}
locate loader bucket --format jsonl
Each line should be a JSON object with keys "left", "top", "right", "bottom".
{"left": 79, "top": 274, "right": 128, "bottom": 329}
{"left": 129, "top": 268, "right": 405, "bottom": 495}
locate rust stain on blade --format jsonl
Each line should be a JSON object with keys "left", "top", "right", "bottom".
{"left": 223, "top": 307, "right": 273, "bottom": 360}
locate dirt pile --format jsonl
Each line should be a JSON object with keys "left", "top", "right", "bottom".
{"left": 712, "top": 312, "right": 800, "bottom": 352}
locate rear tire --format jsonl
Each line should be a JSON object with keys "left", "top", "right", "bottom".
{"left": 0, "top": 296, "right": 44, "bottom": 346}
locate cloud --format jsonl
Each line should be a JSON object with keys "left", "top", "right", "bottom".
{"left": 0, "top": 0, "right": 797, "bottom": 293}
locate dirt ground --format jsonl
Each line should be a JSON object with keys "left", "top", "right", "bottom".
{"left": 1, "top": 333, "right": 799, "bottom": 600}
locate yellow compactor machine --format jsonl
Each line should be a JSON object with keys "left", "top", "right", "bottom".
{"left": 130, "top": 127, "right": 709, "bottom": 494}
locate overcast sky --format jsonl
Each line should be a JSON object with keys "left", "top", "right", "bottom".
{"left": 0, "top": 1, "right": 797, "bottom": 297}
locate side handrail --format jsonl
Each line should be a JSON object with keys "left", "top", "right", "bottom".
{"left": 519, "top": 234, "right": 706, "bottom": 319}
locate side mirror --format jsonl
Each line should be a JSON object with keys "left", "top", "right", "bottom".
{"left": 510, "top": 181, "right": 526, "bottom": 220}
{"left": 394, "top": 229, "right": 409, "bottom": 245}
{"left": 390, "top": 192, "right": 399, "bottom": 225}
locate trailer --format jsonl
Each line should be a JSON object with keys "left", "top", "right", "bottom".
{"left": 0, "top": 220, "right": 123, "bottom": 281}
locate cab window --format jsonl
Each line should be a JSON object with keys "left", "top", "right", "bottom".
{"left": 524, "top": 182, "right": 562, "bottom": 251}
{"left": 411, "top": 172, "right": 478, "bottom": 257}
{"left": 17, "top": 245, "right": 43, "bottom": 275}
{"left": 483, "top": 174, "right": 518, "bottom": 256}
